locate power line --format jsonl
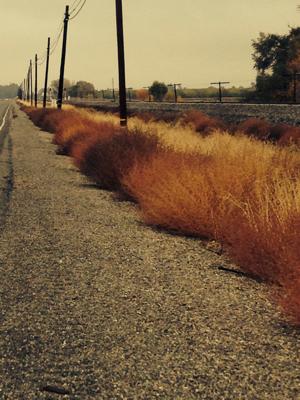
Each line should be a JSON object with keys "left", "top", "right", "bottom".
{"left": 37, "top": 18, "right": 63, "bottom": 59}
{"left": 35, "top": 1, "right": 86, "bottom": 66}
{"left": 69, "top": 0, "right": 87, "bottom": 20}
{"left": 70, "top": 0, "right": 82, "bottom": 13}
{"left": 49, "top": 23, "right": 64, "bottom": 56}
{"left": 36, "top": 19, "right": 64, "bottom": 66}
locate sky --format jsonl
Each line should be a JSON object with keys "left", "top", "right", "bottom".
{"left": 1, "top": 0, "right": 300, "bottom": 90}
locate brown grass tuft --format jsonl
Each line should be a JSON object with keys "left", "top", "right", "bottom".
{"left": 180, "top": 110, "right": 226, "bottom": 135}
{"left": 73, "top": 127, "right": 163, "bottom": 193}
{"left": 237, "top": 118, "right": 272, "bottom": 140}
{"left": 278, "top": 126, "right": 300, "bottom": 147}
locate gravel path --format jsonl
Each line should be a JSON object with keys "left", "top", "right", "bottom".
{"left": 0, "top": 102, "right": 299, "bottom": 399}
{"left": 69, "top": 99, "right": 300, "bottom": 126}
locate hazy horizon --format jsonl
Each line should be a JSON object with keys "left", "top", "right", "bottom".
{"left": 1, "top": 0, "right": 300, "bottom": 90}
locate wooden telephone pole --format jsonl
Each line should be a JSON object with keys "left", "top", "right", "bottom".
{"left": 115, "top": 0, "right": 127, "bottom": 126}
{"left": 168, "top": 83, "right": 181, "bottom": 103}
{"left": 43, "top": 38, "right": 51, "bottom": 108}
{"left": 210, "top": 81, "right": 230, "bottom": 102}
{"left": 57, "top": 6, "right": 70, "bottom": 109}
{"left": 30, "top": 60, "right": 33, "bottom": 106}
{"left": 34, "top": 54, "right": 38, "bottom": 107}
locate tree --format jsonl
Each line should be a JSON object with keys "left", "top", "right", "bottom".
{"left": 50, "top": 78, "right": 72, "bottom": 95}
{"left": 135, "top": 88, "right": 149, "bottom": 101}
{"left": 252, "top": 27, "right": 300, "bottom": 101}
{"left": 0, "top": 83, "right": 19, "bottom": 99}
{"left": 17, "top": 87, "right": 23, "bottom": 99}
{"left": 149, "top": 81, "right": 168, "bottom": 102}
{"left": 68, "top": 81, "right": 95, "bottom": 98}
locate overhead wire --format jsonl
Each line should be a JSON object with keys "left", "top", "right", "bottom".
{"left": 36, "top": 18, "right": 64, "bottom": 66}
{"left": 69, "top": 0, "right": 83, "bottom": 14}
{"left": 69, "top": 0, "right": 87, "bottom": 20}
{"left": 49, "top": 23, "right": 64, "bottom": 56}
{"left": 28, "top": 0, "right": 87, "bottom": 93}
{"left": 38, "top": 0, "right": 86, "bottom": 64}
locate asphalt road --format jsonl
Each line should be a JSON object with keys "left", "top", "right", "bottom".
{"left": 0, "top": 101, "right": 299, "bottom": 399}
{"left": 0, "top": 100, "right": 13, "bottom": 228}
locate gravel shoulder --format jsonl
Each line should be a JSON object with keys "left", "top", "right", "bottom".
{"left": 0, "top": 102, "right": 299, "bottom": 400}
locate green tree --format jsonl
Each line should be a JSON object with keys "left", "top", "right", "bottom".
{"left": 68, "top": 81, "right": 95, "bottom": 98}
{"left": 50, "top": 78, "right": 72, "bottom": 96}
{"left": 252, "top": 27, "right": 300, "bottom": 101}
{"left": 0, "top": 83, "right": 19, "bottom": 99}
{"left": 17, "top": 86, "right": 23, "bottom": 99}
{"left": 149, "top": 81, "right": 168, "bottom": 102}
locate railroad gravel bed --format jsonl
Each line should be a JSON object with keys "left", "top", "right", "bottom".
{"left": 0, "top": 103, "right": 299, "bottom": 399}
{"left": 69, "top": 99, "right": 300, "bottom": 126}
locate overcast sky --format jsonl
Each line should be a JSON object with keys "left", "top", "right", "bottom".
{"left": 1, "top": 0, "right": 300, "bottom": 90}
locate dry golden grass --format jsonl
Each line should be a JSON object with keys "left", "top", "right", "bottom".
{"left": 73, "top": 128, "right": 163, "bottom": 193}
{"left": 122, "top": 131, "right": 300, "bottom": 324}
{"left": 22, "top": 104, "right": 300, "bottom": 325}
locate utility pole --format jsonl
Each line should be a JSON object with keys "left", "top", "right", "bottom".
{"left": 57, "top": 5, "right": 70, "bottom": 109}
{"left": 210, "top": 81, "right": 230, "bottom": 103}
{"left": 168, "top": 83, "right": 181, "bottom": 103}
{"left": 43, "top": 37, "right": 51, "bottom": 108}
{"left": 283, "top": 72, "right": 300, "bottom": 103}
{"left": 291, "top": 71, "right": 300, "bottom": 103}
{"left": 293, "top": 71, "right": 297, "bottom": 103}
{"left": 26, "top": 71, "right": 29, "bottom": 102}
{"left": 26, "top": 66, "right": 29, "bottom": 102}
{"left": 34, "top": 54, "right": 38, "bottom": 107}
{"left": 30, "top": 59, "right": 33, "bottom": 106}
{"left": 115, "top": 0, "right": 127, "bottom": 126}
{"left": 127, "top": 87, "right": 133, "bottom": 102}
{"left": 112, "top": 78, "right": 116, "bottom": 102}
{"left": 143, "top": 86, "right": 151, "bottom": 102}
{"left": 27, "top": 61, "right": 31, "bottom": 102}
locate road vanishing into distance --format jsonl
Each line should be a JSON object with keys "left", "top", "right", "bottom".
{"left": 0, "top": 100, "right": 13, "bottom": 227}
{"left": 0, "top": 100, "right": 299, "bottom": 399}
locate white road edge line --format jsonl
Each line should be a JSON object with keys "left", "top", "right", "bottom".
{"left": 0, "top": 106, "right": 10, "bottom": 131}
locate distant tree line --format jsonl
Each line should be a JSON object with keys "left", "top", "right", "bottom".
{"left": 134, "top": 83, "right": 254, "bottom": 102}
{"left": 50, "top": 79, "right": 96, "bottom": 98}
{"left": 0, "top": 83, "right": 19, "bottom": 99}
{"left": 45, "top": 78, "right": 253, "bottom": 102}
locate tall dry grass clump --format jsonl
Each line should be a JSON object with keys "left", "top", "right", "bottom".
{"left": 24, "top": 107, "right": 65, "bottom": 133}
{"left": 180, "top": 110, "right": 226, "bottom": 135}
{"left": 73, "top": 127, "right": 164, "bottom": 193}
{"left": 21, "top": 104, "right": 300, "bottom": 325}
{"left": 23, "top": 106, "right": 120, "bottom": 155}
{"left": 237, "top": 118, "right": 300, "bottom": 147}
{"left": 122, "top": 133, "right": 300, "bottom": 324}
{"left": 278, "top": 126, "right": 300, "bottom": 146}
{"left": 237, "top": 118, "right": 272, "bottom": 140}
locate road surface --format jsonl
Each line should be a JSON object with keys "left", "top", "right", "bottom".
{"left": 0, "top": 101, "right": 299, "bottom": 399}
